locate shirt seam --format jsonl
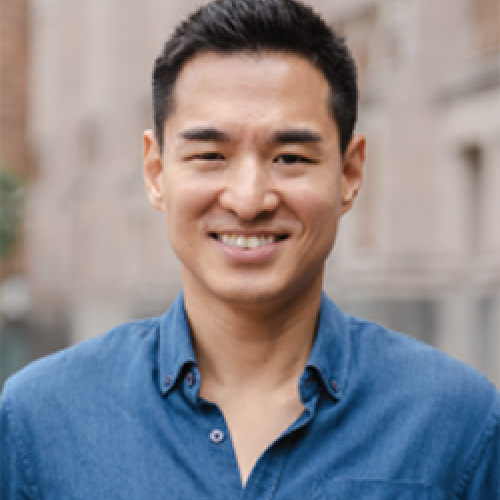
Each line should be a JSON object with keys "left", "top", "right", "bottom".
{"left": 316, "top": 475, "right": 433, "bottom": 488}
{"left": 342, "top": 316, "right": 354, "bottom": 393}
{"left": 3, "top": 392, "right": 42, "bottom": 500}
{"left": 451, "top": 393, "right": 500, "bottom": 500}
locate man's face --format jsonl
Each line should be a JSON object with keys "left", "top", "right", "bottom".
{"left": 143, "top": 52, "right": 364, "bottom": 308}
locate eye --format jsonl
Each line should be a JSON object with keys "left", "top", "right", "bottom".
{"left": 274, "top": 154, "right": 315, "bottom": 165}
{"left": 193, "top": 152, "right": 225, "bottom": 161}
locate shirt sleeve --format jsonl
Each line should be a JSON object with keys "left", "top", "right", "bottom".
{"left": 461, "top": 394, "right": 500, "bottom": 500}
{"left": 1, "top": 383, "right": 38, "bottom": 500}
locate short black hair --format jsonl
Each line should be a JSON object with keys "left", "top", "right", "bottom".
{"left": 152, "top": 0, "right": 358, "bottom": 156}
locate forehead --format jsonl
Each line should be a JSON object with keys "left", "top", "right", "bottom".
{"left": 167, "top": 51, "right": 335, "bottom": 134}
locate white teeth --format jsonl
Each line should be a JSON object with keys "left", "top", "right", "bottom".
{"left": 247, "top": 237, "right": 259, "bottom": 249}
{"left": 217, "top": 234, "right": 281, "bottom": 249}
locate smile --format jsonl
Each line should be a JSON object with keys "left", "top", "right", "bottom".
{"left": 211, "top": 233, "right": 288, "bottom": 249}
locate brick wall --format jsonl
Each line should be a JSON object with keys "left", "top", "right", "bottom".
{"left": 0, "top": 0, "right": 31, "bottom": 278}
{"left": 471, "top": 0, "right": 500, "bottom": 56}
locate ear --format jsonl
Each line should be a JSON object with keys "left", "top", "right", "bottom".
{"left": 340, "top": 133, "right": 366, "bottom": 215}
{"left": 143, "top": 129, "right": 165, "bottom": 211}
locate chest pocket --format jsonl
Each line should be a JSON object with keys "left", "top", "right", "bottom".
{"left": 317, "top": 479, "right": 430, "bottom": 500}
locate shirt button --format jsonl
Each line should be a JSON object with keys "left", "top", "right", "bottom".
{"left": 165, "top": 375, "right": 173, "bottom": 385}
{"left": 186, "top": 372, "right": 195, "bottom": 387}
{"left": 331, "top": 380, "right": 339, "bottom": 392}
{"left": 209, "top": 429, "right": 225, "bottom": 444}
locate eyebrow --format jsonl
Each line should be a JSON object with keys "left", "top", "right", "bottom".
{"left": 179, "top": 127, "right": 323, "bottom": 145}
{"left": 272, "top": 129, "right": 322, "bottom": 144}
{"left": 179, "top": 127, "right": 231, "bottom": 143}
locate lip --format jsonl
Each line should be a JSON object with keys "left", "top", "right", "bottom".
{"left": 208, "top": 230, "right": 288, "bottom": 237}
{"left": 209, "top": 232, "right": 288, "bottom": 263}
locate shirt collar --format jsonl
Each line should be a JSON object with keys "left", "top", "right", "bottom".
{"left": 305, "top": 292, "right": 351, "bottom": 400}
{"left": 158, "top": 292, "right": 197, "bottom": 395}
{"left": 158, "top": 291, "right": 351, "bottom": 400}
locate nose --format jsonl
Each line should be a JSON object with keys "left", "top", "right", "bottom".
{"left": 218, "top": 156, "right": 280, "bottom": 220}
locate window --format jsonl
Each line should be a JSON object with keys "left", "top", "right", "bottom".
{"left": 461, "top": 144, "right": 484, "bottom": 255}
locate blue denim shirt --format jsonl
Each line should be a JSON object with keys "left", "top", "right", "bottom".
{"left": 2, "top": 293, "right": 499, "bottom": 499}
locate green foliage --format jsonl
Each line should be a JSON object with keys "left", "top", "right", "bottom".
{"left": 0, "top": 164, "right": 23, "bottom": 258}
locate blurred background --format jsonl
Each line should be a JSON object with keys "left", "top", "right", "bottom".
{"left": 0, "top": 0, "right": 499, "bottom": 387}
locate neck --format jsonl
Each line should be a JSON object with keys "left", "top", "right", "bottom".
{"left": 183, "top": 272, "right": 323, "bottom": 394}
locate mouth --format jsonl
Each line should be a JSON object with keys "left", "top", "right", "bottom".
{"left": 209, "top": 233, "right": 289, "bottom": 250}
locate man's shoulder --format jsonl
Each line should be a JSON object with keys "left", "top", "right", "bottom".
{"left": 345, "top": 311, "right": 499, "bottom": 416}
{"left": 2, "top": 315, "right": 162, "bottom": 411}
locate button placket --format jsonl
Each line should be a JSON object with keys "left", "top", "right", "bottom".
{"left": 186, "top": 371, "right": 195, "bottom": 387}
{"left": 209, "top": 429, "right": 225, "bottom": 444}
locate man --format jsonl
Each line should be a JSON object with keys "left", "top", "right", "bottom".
{"left": 2, "top": 0, "right": 498, "bottom": 498}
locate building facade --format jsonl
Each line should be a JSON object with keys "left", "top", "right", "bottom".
{"left": 0, "top": 0, "right": 32, "bottom": 278}
{"left": 24, "top": 0, "right": 499, "bottom": 385}
{"left": 0, "top": 0, "right": 36, "bottom": 384}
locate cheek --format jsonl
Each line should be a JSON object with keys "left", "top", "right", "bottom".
{"left": 285, "top": 180, "right": 342, "bottom": 262}
{"left": 286, "top": 179, "right": 341, "bottom": 230}
{"left": 164, "top": 177, "right": 219, "bottom": 234}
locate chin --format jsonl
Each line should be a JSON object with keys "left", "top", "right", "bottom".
{"left": 211, "top": 278, "right": 312, "bottom": 310}
{"left": 218, "top": 287, "right": 282, "bottom": 306}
